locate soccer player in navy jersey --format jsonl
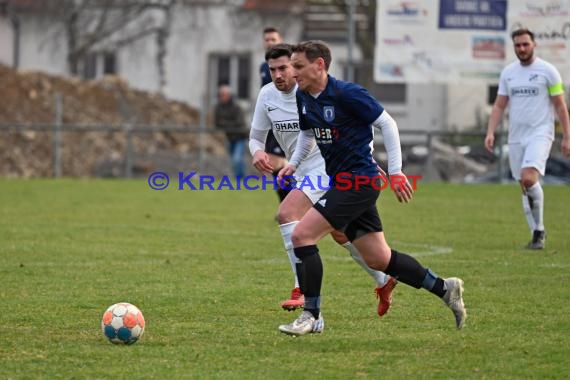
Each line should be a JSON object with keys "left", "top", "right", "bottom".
{"left": 250, "top": 43, "right": 397, "bottom": 318}
{"left": 277, "top": 40, "right": 466, "bottom": 336}
{"left": 260, "top": 27, "right": 290, "bottom": 203}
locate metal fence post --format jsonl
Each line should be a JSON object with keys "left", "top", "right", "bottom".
{"left": 125, "top": 123, "right": 133, "bottom": 178}
{"left": 497, "top": 119, "right": 504, "bottom": 184}
{"left": 426, "top": 131, "right": 433, "bottom": 176}
{"left": 53, "top": 93, "right": 62, "bottom": 178}
{"left": 198, "top": 95, "right": 207, "bottom": 174}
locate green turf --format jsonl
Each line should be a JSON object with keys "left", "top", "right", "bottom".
{"left": 1, "top": 179, "right": 569, "bottom": 379}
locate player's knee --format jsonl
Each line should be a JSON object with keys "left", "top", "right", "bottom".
{"left": 291, "top": 228, "right": 315, "bottom": 247}
{"left": 521, "top": 168, "right": 539, "bottom": 188}
{"left": 276, "top": 204, "right": 303, "bottom": 224}
{"left": 521, "top": 173, "right": 537, "bottom": 189}
{"left": 276, "top": 208, "right": 293, "bottom": 224}
{"left": 330, "top": 230, "right": 348, "bottom": 245}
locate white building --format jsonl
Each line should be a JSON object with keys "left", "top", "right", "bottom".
{"left": 0, "top": 0, "right": 491, "bottom": 135}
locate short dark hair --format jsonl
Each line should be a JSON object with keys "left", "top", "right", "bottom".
{"left": 511, "top": 28, "right": 535, "bottom": 41}
{"left": 263, "top": 27, "right": 279, "bottom": 35}
{"left": 265, "top": 43, "right": 293, "bottom": 61}
{"left": 291, "top": 40, "right": 332, "bottom": 71}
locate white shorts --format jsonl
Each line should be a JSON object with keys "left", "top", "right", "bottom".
{"left": 508, "top": 136, "right": 553, "bottom": 180}
{"left": 292, "top": 155, "right": 331, "bottom": 205}
{"left": 293, "top": 172, "right": 331, "bottom": 204}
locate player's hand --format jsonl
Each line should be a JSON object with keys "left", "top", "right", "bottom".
{"left": 561, "top": 135, "right": 570, "bottom": 157}
{"left": 252, "top": 151, "right": 273, "bottom": 175}
{"left": 376, "top": 165, "right": 387, "bottom": 177}
{"left": 277, "top": 164, "right": 297, "bottom": 189}
{"left": 375, "top": 165, "right": 389, "bottom": 188}
{"left": 390, "top": 172, "right": 413, "bottom": 203}
{"left": 484, "top": 134, "right": 495, "bottom": 153}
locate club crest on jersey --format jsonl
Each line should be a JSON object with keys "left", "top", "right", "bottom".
{"left": 323, "top": 106, "right": 335, "bottom": 122}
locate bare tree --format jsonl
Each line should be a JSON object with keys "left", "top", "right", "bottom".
{"left": 6, "top": 0, "right": 175, "bottom": 88}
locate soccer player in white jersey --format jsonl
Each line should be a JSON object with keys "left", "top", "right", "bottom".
{"left": 249, "top": 44, "right": 397, "bottom": 323}
{"left": 485, "top": 28, "right": 570, "bottom": 249}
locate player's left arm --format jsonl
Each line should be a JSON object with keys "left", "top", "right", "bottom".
{"left": 371, "top": 111, "right": 413, "bottom": 203}
{"left": 279, "top": 129, "right": 315, "bottom": 182}
{"left": 551, "top": 93, "right": 570, "bottom": 156}
{"left": 546, "top": 66, "right": 570, "bottom": 156}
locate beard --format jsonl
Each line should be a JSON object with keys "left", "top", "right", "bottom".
{"left": 517, "top": 51, "right": 534, "bottom": 65}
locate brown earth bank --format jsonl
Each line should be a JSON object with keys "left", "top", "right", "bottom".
{"left": 0, "top": 64, "right": 228, "bottom": 177}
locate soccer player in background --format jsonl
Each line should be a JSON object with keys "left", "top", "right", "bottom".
{"left": 485, "top": 28, "right": 570, "bottom": 250}
{"left": 259, "top": 27, "right": 290, "bottom": 203}
{"left": 277, "top": 40, "right": 466, "bottom": 336}
{"left": 249, "top": 43, "right": 397, "bottom": 320}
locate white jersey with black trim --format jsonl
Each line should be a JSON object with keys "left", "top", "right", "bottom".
{"left": 251, "top": 82, "right": 325, "bottom": 179}
{"left": 498, "top": 57, "right": 563, "bottom": 143}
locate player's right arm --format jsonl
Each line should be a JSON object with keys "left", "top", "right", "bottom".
{"left": 485, "top": 95, "right": 509, "bottom": 152}
{"left": 249, "top": 88, "right": 273, "bottom": 175}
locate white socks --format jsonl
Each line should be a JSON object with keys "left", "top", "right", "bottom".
{"left": 279, "top": 221, "right": 301, "bottom": 288}
{"left": 525, "top": 182, "right": 544, "bottom": 231}
{"left": 342, "top": 241, "right": 389, "bottom": 287}
{"left": 521, "top": 194, "right": 536, "bottom": 232}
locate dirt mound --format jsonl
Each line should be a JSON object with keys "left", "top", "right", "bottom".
{"left": 0, "top": 64, "right": 227, "bottom": 177}
{"left": 0, "top": 64, "right": 204, "bottom": 125}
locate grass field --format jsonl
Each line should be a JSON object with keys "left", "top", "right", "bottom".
{"left": 1, "top": 179, "right": 569, "bottom": 379}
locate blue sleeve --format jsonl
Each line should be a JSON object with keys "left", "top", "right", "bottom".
{"left": 342, "top": 83, "right": 384, "bottom": 125}
{"left": 259, "top": 62, "right": 271, "bottom": 87}
{"left": 296, "top": 91, "right": 310, "bottom": 131}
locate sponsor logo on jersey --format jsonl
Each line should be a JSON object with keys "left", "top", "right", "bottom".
{"left": 268, "top": 106, "right": 278, "bottom": 112}
{"left": 312, "top": 127, "right": 334, "bottom": 144}
{"left": 274, "top": 121, "right": 300, "bottom": 132}
{"left": 317, "top": 199, "right": 327, "bottom": 207}
{"left": 511, "top": 86, "right": 538, "bottom": 97}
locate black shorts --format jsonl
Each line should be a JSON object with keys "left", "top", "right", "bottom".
{"left": 313, "top": 178, "right": 383, "bottom": 242}
{"left": 265, "top": 130, "right": 286, "bottom": 157}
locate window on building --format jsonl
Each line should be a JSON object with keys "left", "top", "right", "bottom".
{"left": 371, "top": 83, "right": 407, "bottom": 104}
{"left": 347, "top": 60, "right": 407, "bottom": 104}
{"left": 81, "top": 51, "right": 118, "bottom": 79}
{"left": 103, "top": 52, "right": 117, "bottom": 75}
{"left": 488, "top": 84, "right": 499, "bottom": 105}
{"left": 237, "top": 55, "right": 251, "bottom": 99}
{"left": 209, "top": 53, "right": 251, "bottom": 104}
{"left": 83, "top": 53, "right": 98, "bottom": 79}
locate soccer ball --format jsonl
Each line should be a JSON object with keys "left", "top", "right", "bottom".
{"left": 101, "top": 302, "right": 145, "bottom": 344}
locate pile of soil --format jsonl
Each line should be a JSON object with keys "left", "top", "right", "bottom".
{"left": 0, "top": 64, "right": 227, "bottom": 177}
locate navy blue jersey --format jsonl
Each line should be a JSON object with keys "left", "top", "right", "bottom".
{"left": 260, "top": 62, "right": 271, "bottom": 87}
{"left": 296, "top": 75, "right": 384, "bottom": 177}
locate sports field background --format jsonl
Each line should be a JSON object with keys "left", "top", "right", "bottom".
{"left": 1, "top": 179, "right": 569, "bottom": 379}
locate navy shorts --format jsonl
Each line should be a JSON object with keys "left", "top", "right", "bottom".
{"left": 313, "top": 178, "right": 383, "bottom": 242}
{"left": 265, "top": 130, "right": 286, "bottom": 157}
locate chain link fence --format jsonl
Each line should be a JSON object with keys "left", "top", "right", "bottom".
{"left": 1, "top": 123, "right": 569, "bottom": 184}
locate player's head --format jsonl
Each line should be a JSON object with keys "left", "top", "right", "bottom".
{"left": 265, "top": 43, "right": 295, "bottom": 93}
{"left": 262, "top": 27, "right": 283, "bottom": 51}
{"left": 511, "top": 28, "right": 536, "bottom": 65}
{"left": 290, "top": 40, "right": 331, "bottom": 92}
